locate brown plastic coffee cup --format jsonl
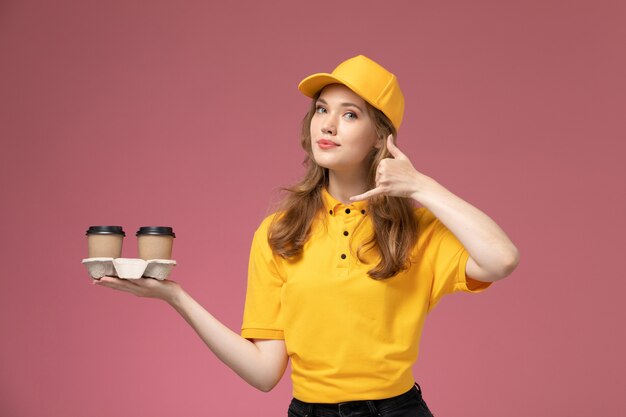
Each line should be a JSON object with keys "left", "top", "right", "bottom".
{"left": 136, "top": 226, "right": 176, "bottom": 260}
{"left": 86, "top": 226, "right": 125, "bottom": 258}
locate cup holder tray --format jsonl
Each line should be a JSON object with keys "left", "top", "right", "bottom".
{"left": 82, "top": 258, "right": 176, "bottom": 280}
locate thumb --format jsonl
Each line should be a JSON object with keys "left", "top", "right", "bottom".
{"left": 386, "top": 135, "right": 406, "bottom": 159}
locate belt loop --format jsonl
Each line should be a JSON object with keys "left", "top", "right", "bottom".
{"left": 366, "top": 400, "right": 381, "bottom": 416}
{"left": 414, "top": 382, "right": 423, "bottom": 394}
{"left": 307, "top": 403, "right": 314, "bottom": 417}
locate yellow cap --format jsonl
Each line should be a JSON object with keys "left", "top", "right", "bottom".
{"left": 298, "top": 55, "right": 404, "bottom": 130}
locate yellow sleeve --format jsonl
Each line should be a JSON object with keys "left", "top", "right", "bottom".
{"left": 419, "top": 209, "right": 491, "bottom": 312}
{"left": 240, "top": 216, "right": 285, "bottom": 340}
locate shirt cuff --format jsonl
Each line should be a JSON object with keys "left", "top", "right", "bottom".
{"left": 241, "top": 328, "right": 285, "bottom": 340}
{"left": 455, "top": 249, "right": 492, "bottom": 292}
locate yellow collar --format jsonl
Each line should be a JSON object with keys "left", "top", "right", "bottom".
{"left": 321, "top": 187, "right": 368, "bottom": 217}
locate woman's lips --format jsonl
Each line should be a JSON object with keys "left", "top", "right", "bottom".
{"left": 317, "top": 139, "right": 339, "bottom": 149}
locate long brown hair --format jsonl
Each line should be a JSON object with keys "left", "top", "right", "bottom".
{"left": 268, "top": 92, "right": 418, "bottom": 279}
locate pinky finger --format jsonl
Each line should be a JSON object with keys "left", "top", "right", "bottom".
{"left": 350, "top": 187, "right": 384, "bottom": 201}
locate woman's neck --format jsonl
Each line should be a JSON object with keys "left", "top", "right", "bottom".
{"left": 326, "top": 169, "right": 369, "bottom": 205}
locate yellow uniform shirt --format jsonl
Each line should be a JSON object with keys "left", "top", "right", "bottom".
{"left": 241, "top": 188, "right": 491, "bottom": 403}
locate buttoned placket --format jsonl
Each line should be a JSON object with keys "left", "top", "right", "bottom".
{"left": 328, "top": 203, "right": 367, "bottom": 273}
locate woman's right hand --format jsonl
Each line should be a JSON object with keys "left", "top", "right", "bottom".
{"left": 93, "top": 276, "right": 181, "bottom": 303}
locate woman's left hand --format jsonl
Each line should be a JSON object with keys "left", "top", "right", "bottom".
{"left": 351, "top": 135, "right": 432, "bottom": 202}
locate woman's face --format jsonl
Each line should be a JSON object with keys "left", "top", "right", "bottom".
{"left": 310, "top": 84, "right": 380, "bottom": 175}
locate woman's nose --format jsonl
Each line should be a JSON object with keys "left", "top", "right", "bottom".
{"left": 321, "top": 120, "right": 337, "bottom": 135}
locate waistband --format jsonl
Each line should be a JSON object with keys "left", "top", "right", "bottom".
{"left": 289, "top": 383, "right": 423, "bottom": 416}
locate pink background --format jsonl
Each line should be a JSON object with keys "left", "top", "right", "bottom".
{"left": 1, "top": 0, "right": 624, "bottom": 416}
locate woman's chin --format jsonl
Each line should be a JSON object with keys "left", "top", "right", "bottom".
{"left": 311, "top": 154, "right": 338, "bottom": 170}
{"left": 312, "top": 154, "right": 369, "bottom": 175}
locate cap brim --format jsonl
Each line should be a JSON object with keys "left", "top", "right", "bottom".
{"left": 298, "top": 73, "right": 357, "bottom": 98}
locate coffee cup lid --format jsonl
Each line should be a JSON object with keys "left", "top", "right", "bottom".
{"left": 136, "top": 226, "right": 176, "bottom": 238}
{"left": 86, "top": 226, "right": 126, "bottom": 236}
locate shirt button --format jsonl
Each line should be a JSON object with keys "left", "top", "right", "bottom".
{"left": 329, "top": 209, "right": 333, "bottom": 215}
{"left": 341, "top": 254, "right": 347, "bottom": 259}
{"left": 361, "top": 209, "right": 366, "bottom": 214}
{"left": 345, "top": 208, "right": 351, "bottom": 214}
{"left": 343, "top": 231, "right": 349, "bottom": 236}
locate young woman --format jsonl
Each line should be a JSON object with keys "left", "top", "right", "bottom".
{"left": 94, "top": 55, "right": 520, "bottom": 417}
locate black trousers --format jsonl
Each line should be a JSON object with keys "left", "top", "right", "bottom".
{"left": 287, "top": 383, "right": 435, "bottom": 417}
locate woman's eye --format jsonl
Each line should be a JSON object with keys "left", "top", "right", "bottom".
{"left": 344, "top": 112, "right": 357, "bottom": 120}
{"left": 315, "top": 106, "right": 326, "bottom": 114}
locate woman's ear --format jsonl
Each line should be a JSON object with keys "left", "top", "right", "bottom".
{"left": 374, "top": 136, "right": 384, "bottom": 150}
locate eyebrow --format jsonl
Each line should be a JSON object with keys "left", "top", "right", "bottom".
{"left": 316, "top": 98, "right": 364, "bottom": 113}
